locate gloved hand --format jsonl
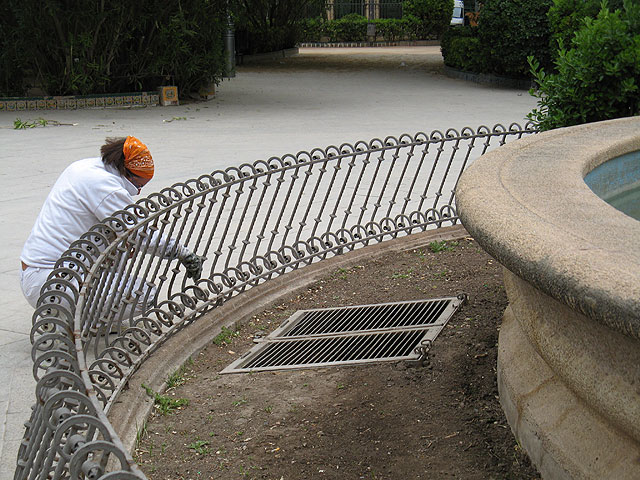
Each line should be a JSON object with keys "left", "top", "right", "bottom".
{"left": 179, "top": 252, "right": 205, "bottom": 280}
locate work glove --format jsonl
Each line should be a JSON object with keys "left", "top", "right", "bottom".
{"left": 179, "top": 251, "right": 205, "bottom": 280}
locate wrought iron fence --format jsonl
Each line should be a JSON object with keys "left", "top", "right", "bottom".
{"left": 16, "top": 122, "right": 535, "bottom": 479}
{"left": 330, "top": 1, "right": 403, "bottom": 19}
{"left": 334, "top": 0, "right": 366, "bottom": 18}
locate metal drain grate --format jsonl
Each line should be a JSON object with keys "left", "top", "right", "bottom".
{"left": 221, "top": 295, "right": 466, "bottom": 374}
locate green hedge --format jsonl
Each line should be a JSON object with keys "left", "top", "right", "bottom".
{"left": 477, "top": 0, "right": 553, "bottom": 78}
{"left": 300, "top": 15, "right": 445, "bottom": 43}
{"left": 1, "top": 0, "right": 226, "bottom": 97}
{"left": 329, "top": 13, "right": 369, "bottom": 42}
{"left": 299, "top": 0, "right": 453, "bottom": 43}
{"left": 440, "top": 26, "right": 484, "bottom": 72}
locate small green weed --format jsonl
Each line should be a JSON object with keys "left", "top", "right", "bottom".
{"left": 135, "top": 420, "right": 148, "bottom": 449}
{"left": 166, "top": 357, "right": 193, "bottom": 389}
{"left": 213, "top": 326, "right": 239, "bottom": 346}
{"left": 187, "top": 439, "right": 210, "bottom": 454}
{"left": 142, "top": 384, "right": 189, "bottom": 415}
{"left": 232, "top": 397, "right": 247, "bottom": 407}
{"left": 13, "top": 117, "right": 48, "bottom": 129}
{"left": 428, "top": 240, "right": 458, "bottom": 253}
{"left": 391, "top": 269, "right": 412, "bottom": 279}
{"left": 335, "top": 267, "right": 349, "bottom": 280}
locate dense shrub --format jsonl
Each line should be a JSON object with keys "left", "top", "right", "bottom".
{"left": 2, "top": 0, "right": 226, "bottom": 97}
{"left": 440, "top": 26, "right": 485, "bottom": 72}
{"left": 528, "top": 2, "right": 640, "bottom": 130}
{"left": 477, "top": 0, "right": 553, "bottom": 78}
{"left": 548, "top": 0, "right": 623, "bottom": 51}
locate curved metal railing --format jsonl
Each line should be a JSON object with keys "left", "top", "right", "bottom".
{"left": 15, "top": 123, "right": 535, "bottom": 479}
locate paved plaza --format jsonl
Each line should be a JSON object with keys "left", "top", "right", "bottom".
{"left": 0, "top": 46, "right": 536, "bottom": 478}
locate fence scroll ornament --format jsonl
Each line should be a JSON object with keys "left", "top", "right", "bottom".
{"left": 16, "top": 123, "right": 535, "bottom": 479}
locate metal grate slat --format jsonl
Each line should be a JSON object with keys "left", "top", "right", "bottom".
{"left": 283, "top": 299, "right": 448, "bottom": 336}
{"left": 222, "top": 296, "right": 465, "bottom": 373}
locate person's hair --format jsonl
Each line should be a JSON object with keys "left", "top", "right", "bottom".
{"left": 101, "top": 137, "right": 127, "bottom": 175}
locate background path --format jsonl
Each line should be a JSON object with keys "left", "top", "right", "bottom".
{"left": 0, "top": 46, "right": 536, "bottom": 479}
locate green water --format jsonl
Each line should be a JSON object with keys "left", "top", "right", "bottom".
{"left": 604, "top": 181, "right": 640, "bottom": 221}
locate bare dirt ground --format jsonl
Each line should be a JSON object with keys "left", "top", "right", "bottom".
{"left": 136, "top": 238, "right": 539, "bottom": 480}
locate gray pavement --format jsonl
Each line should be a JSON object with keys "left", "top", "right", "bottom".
{"left": 0, "top": 46, "right": 536, "bottom": 478}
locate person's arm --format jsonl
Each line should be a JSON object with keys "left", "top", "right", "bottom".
{"left": 95, "top": 190, "right": 204, "bottom": 279}
{"left": 138, "top": 229, "right": 204, "bottom": 279}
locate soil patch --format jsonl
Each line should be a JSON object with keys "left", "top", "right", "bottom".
{"left": 136, "top": 237, "right": 539, "bottom": 480}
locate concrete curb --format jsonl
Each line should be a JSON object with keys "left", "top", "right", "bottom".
{"left": 107, "top": 225, "right": 468, "bottom": 456}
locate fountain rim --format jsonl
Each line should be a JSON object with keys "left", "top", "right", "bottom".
{"left": 456, "top": 116, "right": 640, "bottom": 339}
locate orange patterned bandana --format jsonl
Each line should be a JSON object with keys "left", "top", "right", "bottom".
{"left": 123, "top": 136, "right": 154, "bottom": 179}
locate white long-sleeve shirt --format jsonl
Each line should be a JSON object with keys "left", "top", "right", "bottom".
{"left": 21, "top": 157, "right": 186, "bottom": 268}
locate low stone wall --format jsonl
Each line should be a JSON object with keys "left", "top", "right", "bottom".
{"left": 456, "top": 117, "right": 640, "bottom": 479}
{"left": 0, "top": 92, "right": 159, "bottom": 111}
{"left": 299, "top": 40, "right": 439, "bottom": 48}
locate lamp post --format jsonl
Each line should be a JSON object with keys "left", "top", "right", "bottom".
{"left": 366, "top": 1, "right": 377, "bottom": 43}
{"left": 224, "top": 8, "right": 236, "bottom": 78}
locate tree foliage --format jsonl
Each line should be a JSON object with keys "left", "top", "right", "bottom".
{"left": 234, "top": 0, "right": 325, "bottom": 54}
{"left": 403, "top": 0, "right": 455, "bottom": 38}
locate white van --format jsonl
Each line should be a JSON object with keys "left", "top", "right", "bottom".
{"left": 451, "top": 0, "right": 464, "bottom": 25}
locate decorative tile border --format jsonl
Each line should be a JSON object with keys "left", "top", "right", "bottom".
{"left": 298, "top": 40, "right": 438, "bottom": 48}
{"left": 0, "top": 92, "right": 159, "bottom": 112}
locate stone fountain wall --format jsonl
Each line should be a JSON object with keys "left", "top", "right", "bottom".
{"left": 456, "top": 117, "right": 640, "bottom": 479}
